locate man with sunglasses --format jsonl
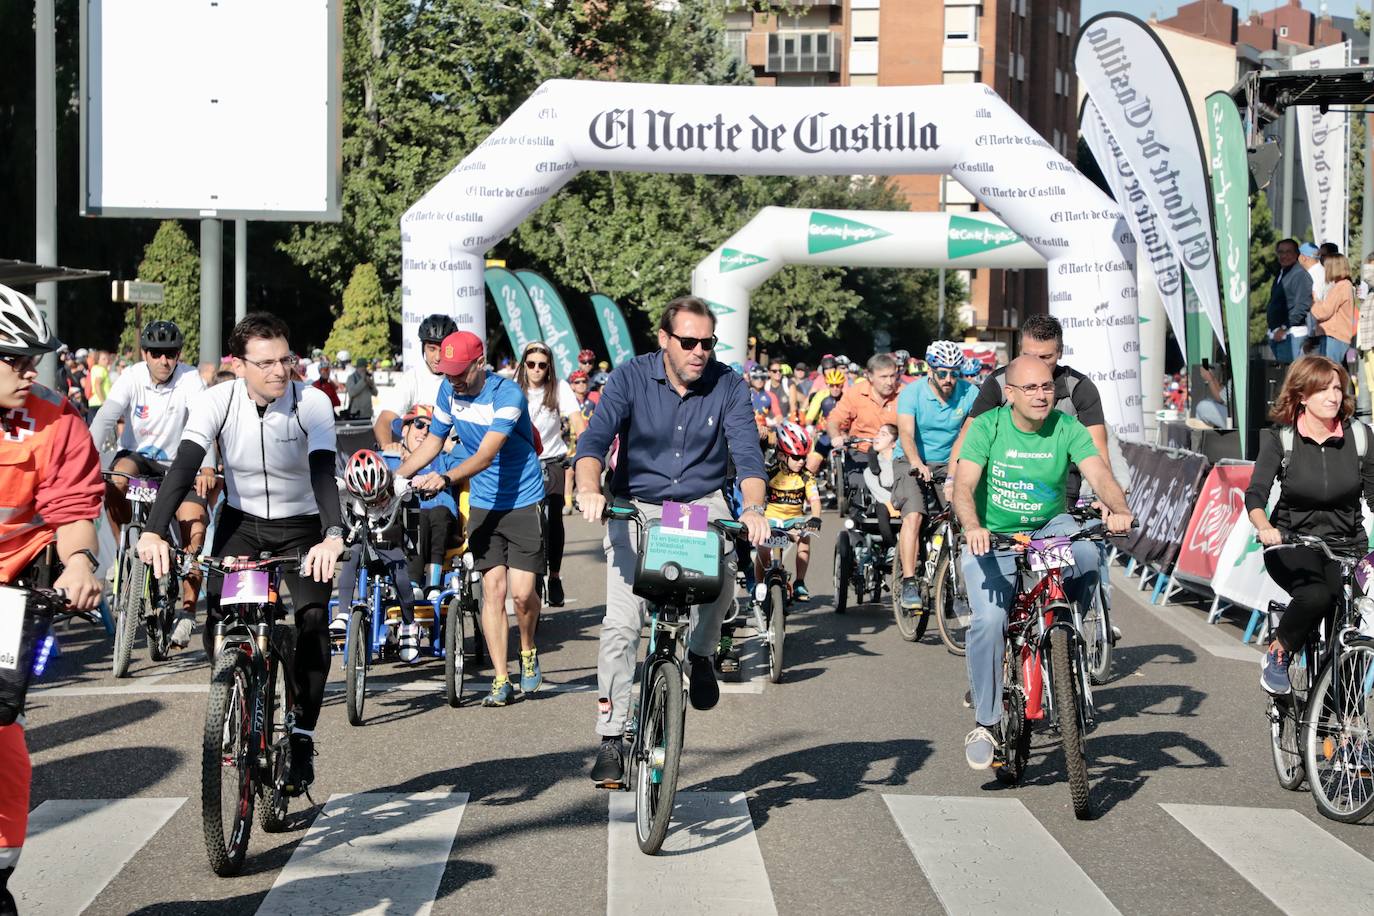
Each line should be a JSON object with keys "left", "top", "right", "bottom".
{"left": 952, "top": 355, "right": 1132, "bottom": 771}
{"left": 574, "top": 295, "right": 770, "bottom": 785}
{"left": 89, "top": 320, "right": 215, "bottom": 649}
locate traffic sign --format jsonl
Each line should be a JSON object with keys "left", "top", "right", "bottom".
{"left": 126, "top": 281, "right": 164, "bottom": 304}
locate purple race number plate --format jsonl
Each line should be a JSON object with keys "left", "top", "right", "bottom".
{"left": 662, "top": 501, "right": 709, "bottom": 535}
{"left": 1027, "top": 536, "right": 1075, "bottom": 572}
{"left": 1355, "top": 551, "right": 1374, "bottom": 592}
{"left": 221, "top": 570, "right": 270, "bottom": 605}
{"left": 127, "top": 477, "right": 161, "bottom": 504}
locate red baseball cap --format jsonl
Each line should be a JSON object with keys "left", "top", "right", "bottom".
{"left": 434, "top": 331, "right": 484, "bottom": 375}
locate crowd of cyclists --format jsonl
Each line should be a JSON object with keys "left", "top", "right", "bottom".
{"left": 5, "top": 270, "right": 1374, "bottom": 902}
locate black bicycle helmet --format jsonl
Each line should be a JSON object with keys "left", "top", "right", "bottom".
{"left": 0, "top": 284, "right": 59, "bottom": 357}
{"left": 418, "top": 314, "right": 458, "bottom": 344}
{"left": 140, "top": 320, "right": 184, "bottom": 350}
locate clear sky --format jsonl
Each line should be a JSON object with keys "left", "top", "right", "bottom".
{"left": 1081, "top": 1, "right": 1362, "bottom": 23}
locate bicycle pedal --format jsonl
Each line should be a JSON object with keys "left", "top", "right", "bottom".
{"left": 593, "top": 779, "right": 625, "bottom": 791}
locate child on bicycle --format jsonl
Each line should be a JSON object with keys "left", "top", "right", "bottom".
{"left": 757, "top": 423, "right": 823, "bottom": 596}
{"left": 385, "top": 405, "right": 466, "bottom": 599}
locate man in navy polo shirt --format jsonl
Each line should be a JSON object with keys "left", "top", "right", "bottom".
{"left": 575, "top": 296, "right": 771, "bottom": 784}
{"left": 397, "top": 330, "right": 546, "bottom": 708}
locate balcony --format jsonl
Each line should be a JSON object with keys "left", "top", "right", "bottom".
{"left": 942, "top": 43, "right": 982, "bottom": 73}
{"left": 767, "top": 30, "right": 842, "bottom": 74}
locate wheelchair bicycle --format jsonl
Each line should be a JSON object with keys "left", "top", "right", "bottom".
{"left": 832, "top": 461, "right": 899, "bottom": 616}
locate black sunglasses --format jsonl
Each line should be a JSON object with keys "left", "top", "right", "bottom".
{"left": 407, "top": 419, "right": 431, "bottom": 431}
{"left": 525, "top": 359, "right": 550, "bottom": 370}
{"left": 147, "top": 348, "right": 181, "bottom": 360}
{"left": 668, "top": 331, "right": 717, "bottom": 352}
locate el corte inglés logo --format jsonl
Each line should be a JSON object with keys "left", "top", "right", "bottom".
{"left": 947, "top": 215, "right": 1023, "bottom": 259}
{"left": 807, "top": 213, "right": 892, "bottom": 254}
{"left": 719, "top": 248, "right": 768, "bottom": 273}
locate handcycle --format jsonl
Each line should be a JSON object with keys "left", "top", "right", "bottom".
{"left": 732, "top": 515, "right": 819, "bottom": 684}
{"left": 833, "top": 459, "right": 896, "bottom": 616}
{"left": 103, "top": 470, "right": 180, "bottom": 676}
{"left": 1263, "top": 532, "right": 1374, "bottom": 822}
{"left": 985, "top": 507, "right": 1127, "bottom": 820}
{"left": 595, "top": 502, "right": 748, "bottom": 854}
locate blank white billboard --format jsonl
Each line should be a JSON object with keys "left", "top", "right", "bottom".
{"left": 81, "top": 0, "right": 341, "bottom": 220}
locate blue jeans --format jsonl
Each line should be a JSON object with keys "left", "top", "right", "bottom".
{"left": 1319, "top": 335, "right": 1351, "bottom": 363}
{"left": 960, "top": 514, "right": 1101, "bottom": 728}
{"left": 1270, "top": 334, "right": 1297, "bottom": 363}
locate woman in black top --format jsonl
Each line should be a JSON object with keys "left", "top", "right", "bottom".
{"left": 1245, "top": 355, "right": 1374, "bottom": 695}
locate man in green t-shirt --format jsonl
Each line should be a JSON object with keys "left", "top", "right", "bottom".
{"left": 952, "top": 355, "right": 1133, "bottom": 772}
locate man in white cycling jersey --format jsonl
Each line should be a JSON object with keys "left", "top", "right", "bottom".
{"left": 89, "top": 320, "right": 216, "bottom": 648}
{"left": 374, "top": 314, "right": 457, "bottom": 452}
{"left": 138, "top": 312, "right": 344, "bottom": 797}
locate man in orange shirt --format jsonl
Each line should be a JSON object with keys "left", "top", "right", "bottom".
{"left": 827, "top": 352, "right": 901, "bottom": 501}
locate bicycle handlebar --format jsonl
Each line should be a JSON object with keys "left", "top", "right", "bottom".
{"left": 1264, "top": 531, "right": 1361, "bottom": 566}
{"left": 604, "top": 504, "right": 750, "bottom": 540}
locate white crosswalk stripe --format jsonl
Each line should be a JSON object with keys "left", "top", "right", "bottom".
{"left": 883, "top": 795, "right": 1121, "bottom": 915}
{"left": 11, "top": 797, "right": 186, "bottom": 916}
{"left": 1162, "top": 803, "right": 1374, "bottom": 916}
{"left": 256, "top": 792, "right": 469, "bottom": 916}
{"left": 606, "top": 791, "right": 777, "bottom": 916}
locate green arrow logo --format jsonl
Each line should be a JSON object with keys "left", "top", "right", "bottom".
{"left": 946, "top": 215, "right": 1023, "bottom": 259}
{"left": 807, "top": 212, "right": 891, "bottom": 254}
{"left": 1139, "top": 315, "right": 1150, "bottom": 323}
{"left": 707, "top": 299, "right": 736, "bottom": 317}
{"left": 719, "top": 248, "right": 768, "bottom": 273}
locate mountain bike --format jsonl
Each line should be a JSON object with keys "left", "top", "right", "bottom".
{"left": 890, "top": 471, "right": 969, "bottom": 650}
{"left": 187, "top": 550, "right": 313, "bottom": 876}
{"left": 595, "top": 502, "right": 747, "bottom": 854}
{"left": 104, "top": 470, "right": 180, "bottom": 677}
{"left": 1264, "top": 533, "right": 1374, "bottom": 822}
{"left": 987, "top": 509, "right": 1124, "bottom": 820}
{"left": 748, "top": 516, "right": 818, "bottom": 684}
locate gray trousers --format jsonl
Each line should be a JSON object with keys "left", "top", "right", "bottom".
{"left": 596, "top": 493, "right": 737, "bottom": 738}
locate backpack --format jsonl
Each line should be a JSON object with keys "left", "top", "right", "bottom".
{"left": 1279, "top": 421, "right": 1370, "bottom": 476}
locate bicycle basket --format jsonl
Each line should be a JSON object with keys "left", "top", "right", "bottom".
{"left": 0, "top": 588, "right": 58, "bottom": 726}
{"left": 633, "top": 519, "right": 726, "bottom": 606}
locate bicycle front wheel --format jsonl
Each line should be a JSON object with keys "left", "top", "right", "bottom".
{"left": 1049, "top": 627, "right": 1093, "bottom": 820}
{"left": 767, "top": 582, "right": 787, "bottom": 684}
{"left": 147, "top": 569, "right": 177, "bottom": 663}
{"left": 833, "top": 535, "right": 853, "bottom": 615}
{"left": 259, "top": 625, "right": 295, "bottom": 833}
{"left": 444, "top": 596, "right": 466, "bottom": 708}
{"left": 1303, "top": 644, "right": 1374, "bottom": 823}
{"left": 202, "top": 648, "right": 255, "bottom": 876}
{"left": 112, "top": 555, "right": 142, "bottom": 678}
{"left": 1082, "top": 584, "right": 1113, "bottom": 686}
{"left": 933, "top": 547, "right": 970, "bottom": 656}
{"left": 345, "top": 606, "right": 369, "bottom": 726}
{"left": 635, "top": 663, "right": 685, "bottom": 854}
{"left": 891, "top": 563, "right": 922, "bottom": 642}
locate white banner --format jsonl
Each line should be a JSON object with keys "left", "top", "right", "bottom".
{"left": 1293, "top": 43, "right": 1350, "bottom": 251}
{"left": 1076, "top": 14, "right": 1226, "bottom": 351}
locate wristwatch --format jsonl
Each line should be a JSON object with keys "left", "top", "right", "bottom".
{"left": 323, "top": 526, "right": 345, "bottom": 541}
{"left": 741, "top": 505, "right": 766, "bottom": 518}
{"left": 65, "top": 548, "right": 99, "bottom": 572}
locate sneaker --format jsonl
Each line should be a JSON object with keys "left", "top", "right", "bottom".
{"left": 1110, "top": 625, "right": 1123, "bottom": 644}
{"left": 546, "top": 576, "right": 565, "bottom": 608}
{"left": 793, "top": 581, "right": 810, "bottom": 602}
{"left": 901, "top": 577, "right": 923, "bottom": 611}
{"left": 169, "top": 613, "right": 194, "bottom": 650}
{"left": 562, "top": 504, "right": 573, "bottom": 516}
{"left": 398, "top": 623, "right": 421, "bottom": 664}
{"left": 965, "top": 725, "right": 997, "bottom": 770}
{"left": 715, "top": 635, "right": 740, "bottom": 674}
{"left": 1261, "top": 644, "right": 1292, "bottom": 695}
{"left": 591, "top": 737, "right": 625, "bottom": 783}
{"left": 482, "top": 679, "right": 516, "bottom": 707}
{"left": 328, "top": 614, "right": 348, "bottom": 638}
{"left": 962, "top": 689, "right": 973, "bottom": 709}
{"left": 284, "top": 733, "right": 315, "bottom": 797}
{"left": 687, "top": 652, "right": 720, "bottom": 711}
{"left": 520, "top": 649, "right": 543, "bottom": 693}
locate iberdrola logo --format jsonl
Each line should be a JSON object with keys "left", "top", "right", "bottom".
{"left": 720, "top": 248, "right": 768, "bottom": 273}
{"left": 807, "top": 212, "right": 891, "bottom": 254}
{"left": 947, "top": 215, "right": 1023, "bottom": 260}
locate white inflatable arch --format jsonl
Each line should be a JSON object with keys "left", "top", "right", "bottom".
{"left": 402, "top": 79, "right": 1143, "bottom": 436}
{"left": 691, "top": 207, "right": 1045, "bottom": 348}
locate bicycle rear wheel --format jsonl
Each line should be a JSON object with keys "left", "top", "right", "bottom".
{"left": 1082, "top": 584, "right": 1113, "bottom": 686}
{"left": 259, "top": 625, "right": 295, "bottom": 833}
{"left": 833, "top": 535, "right": 852, "bottom": 615}
{"left": 344, "top": 606, "right": 369, "bottom": 726}
{"left": 996, "top": 646, "right": 1031, "bottom": 785}
{"left": 444, "top": 596, "right": 466, "bottom": 708}
{"left": 891, "top": 563, "right": 926, "bottom": 642}
{"left": 202, "top": 648, "right": 255, "bottom": 876}
{"left": 112, "top": 555, "right": 141, "bottom": 678}
{"left": 767, "top": 582, "right": 787, "bottom": 684}
{"left": 1050, "top": 627, "right": 1093, "bottom": 819}
{"left": 1303, "top": 645, "right": 1374, "bottom": 823}
{"left": 635, "top": 662, "right": 685, "bottom": 854}
{"left": 933, "top": 548, "right": 970, "bottom": 656}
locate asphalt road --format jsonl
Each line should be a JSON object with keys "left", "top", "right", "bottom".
{"left": 14, "top": 512, "right": 1374, "bottom": 915}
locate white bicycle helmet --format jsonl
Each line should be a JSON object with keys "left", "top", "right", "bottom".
{"left": 776, "top": 422, "right": 812, "bottom": 458}
{"left": 344, "top": 449, "right": 394, "bottom": 505}
{"left": 924, "top": 340, "right": 965, "bottom": 371}
{"left": 0, "top": 284, "right": 59, "bottom": 357}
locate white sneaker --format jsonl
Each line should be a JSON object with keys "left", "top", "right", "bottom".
{"left": 398, "top": 623, "right": 421, "bottom": 664}
{"left": 169, "top": 614, "right": 194, "bottom": 650}
{"left": 965, "top": 726, "right": 996, "bottom": 770}
{"left": 328, "top": 614, "right": 348, "bottom": 637}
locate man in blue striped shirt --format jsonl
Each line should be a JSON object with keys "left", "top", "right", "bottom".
{"left": 575, "top": 296, "right": 770, "bottom": 784}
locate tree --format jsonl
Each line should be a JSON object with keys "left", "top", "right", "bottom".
{"left": 122, "top": 221, "right": 201, "bottom": 358}
{"left": 1248, "top": 192, "right": 1279, "bottom": 346}
{"left": 325, "top": 263, "right": 393, "bottom": 361}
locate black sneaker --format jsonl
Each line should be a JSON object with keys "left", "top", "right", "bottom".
{"left": 547, "top": 576, "right": 565, "bottom": 607}
{"left": 284, "top": 733, "right": 315, "bottom": 797}
{"left": 591, "top": 737, "right": 625, "bottom": 783}
{"left": 688, "top": 652, "right": 719, "bottom": 711}
{"left": 962, "top": 690, "right": 973, "bottom": 709}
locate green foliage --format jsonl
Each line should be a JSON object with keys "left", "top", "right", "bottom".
{"left": 122, "top": 221, "right": 202, "bottom": 358}
{"left": 1350, "top": 105, "right": 1366, "bottom": 260}
{"left": 1248, "top": 192, "right": 1279, "bottom": 346}
{"left": 326, "top": 264, "right": 393, "bottom": 361}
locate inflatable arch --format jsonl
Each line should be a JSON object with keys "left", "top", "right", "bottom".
{"left": 402, "top": 80, "right": 1144, "bottom": 436}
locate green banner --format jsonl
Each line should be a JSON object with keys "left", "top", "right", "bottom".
{"left": 807, "top": 212, "right": 892, "bottom": 254}
{"left": 484, "top": 267, "right": 544, "bottom": 355}
{"left": 947, "top": 214, "right": 1023, "bottom": 259}
{"left": 1205, "top": 91, "right": 1252, "bottom": 457}
{"left": 514, "top": 269, "right": 582, "bottom": 378}
{"left": 589, "top": 293, "right": 636, "bottom": 367}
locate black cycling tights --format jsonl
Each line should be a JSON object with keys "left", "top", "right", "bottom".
{"left": 1264, "top": 546, "right": 1342, "bottom": 654}
{"left": 205, "top": 507, "right": 332, "bottom": 731}
{"left": 543, "top": 495, "right": 565, "bottom": 576}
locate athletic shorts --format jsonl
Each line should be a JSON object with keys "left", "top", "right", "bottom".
{"left": 891, "top": 458, "right": 946, "bottom": 516}
{"left": 112, "top": 450, "right": 208, "bottom": 509}
{"left": 467, "top": 504, "right": 545, "bottom": 573}
{"left": 541, "top": 458, "right": 567, "bottom": 499}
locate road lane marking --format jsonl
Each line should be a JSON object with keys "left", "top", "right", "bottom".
{"left": 12, "top": 797, "right": 185, "bottom": 916}
{"left": 1163, "top": 803, "right": 1374, "bottom": 915}
{"left": 607, "top": 791, "right": 776, "bottom": 916}
{"left": 256, "top": 792, "right": 468, "bottom": 916}
{"left": 883, "top": 795, "right": 1120, "bottom": 916}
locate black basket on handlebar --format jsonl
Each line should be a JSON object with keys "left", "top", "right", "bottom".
{"left": 632, "top": 519, "right": 728, "bottom": 607}
{"left": 0, "top": 588, "right": 59, "bottom": 726}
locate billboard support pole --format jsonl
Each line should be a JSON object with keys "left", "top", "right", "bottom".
{"left": 35, "top": 0, "right": 57, "bottom": 387}
{"left": 235, "top": 218, "right": 247, "bottom": 322}
{"left": 200, "top": 218, "right": 223, "bottom": 364}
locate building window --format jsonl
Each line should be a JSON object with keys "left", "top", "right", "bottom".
{"left": 852, "top": 8, "right": 880, "bottom": 39}
{"left": 1279, "top": 26, "right": 1288, "bottom": 37}
{"left": 945, "top": 6, "right": 977, "bottom": 42}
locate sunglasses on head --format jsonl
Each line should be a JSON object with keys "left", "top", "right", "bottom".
{"left": 525, "top": 359, "right": 549, "bottom": 370}
{"left": 667, "top": 331, "right": 717, "bottom": 352}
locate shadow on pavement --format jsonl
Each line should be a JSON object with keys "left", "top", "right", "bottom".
{"left": 23, "top": 698, "right": 164, "bottom": 753}
{"left": 31, "top": 745, "right": 183, "bottom": 799}
{"left": 1093, "top": 682, "right": 1208, "bottom": 723}
{"left": 1108, "top": 642, "right": 1199, "bottom": 678}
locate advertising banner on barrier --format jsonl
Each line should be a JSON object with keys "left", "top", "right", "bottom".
{"left": 1075, "top": 13, "right": 1225, "bottom": 349}
{"left": 515, "top": 269, "right": 583, "bottom": 378}
{"left": 1212, "top": 510, "right": 1290, "bottom": 611}
{"left": 484, "top": 267, "right": 544, "bottom": 354}
{"left": 1292, "top": 43, "right": 1350, "bottom": 250}
{"left": 1174, "top": 463, "right": 1253, "bottom": 583}
{"left": 1119, "top": 440, "right": 1210, "bottom": 568}
{"left": 1205, "top": 92, "right": 1252, "bottom": 456}
{"left": 589, "top": 293, "right": 636, "bottom": 367}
